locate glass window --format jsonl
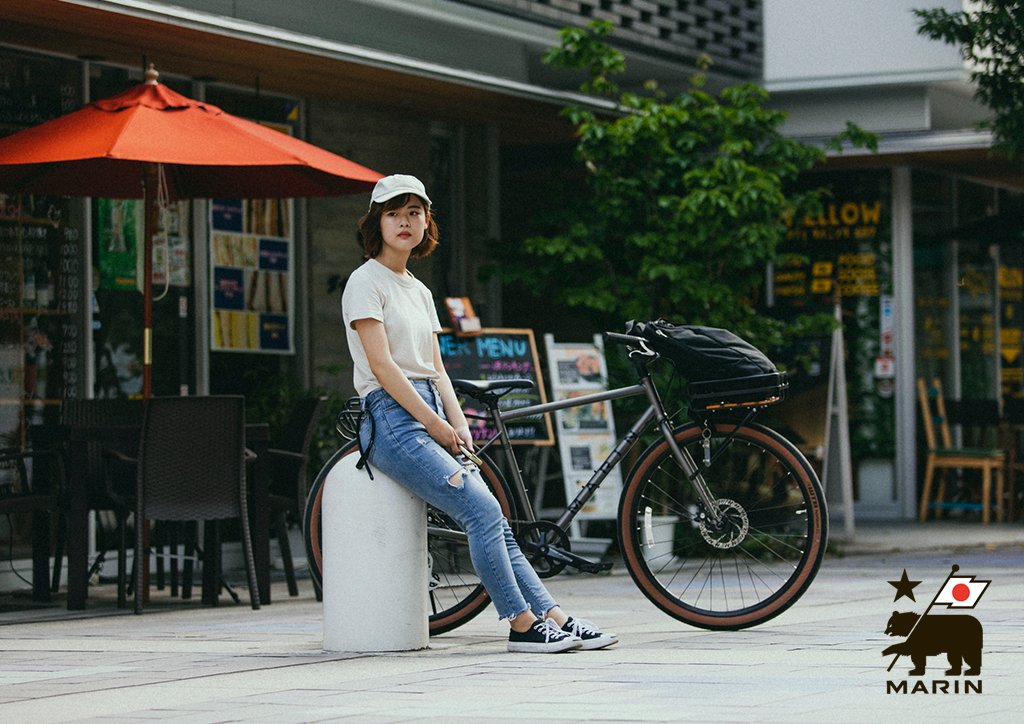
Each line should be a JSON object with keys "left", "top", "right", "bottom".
{"left": 201, "top": 85, "right": 303, "bottom": 403}
{"left": 0, "top": 48, "right": 86, "bottom": 559}
{"left": 771, "top": 168, "right": 895, "bottom": 502}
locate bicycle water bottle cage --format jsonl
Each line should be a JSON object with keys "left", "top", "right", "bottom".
{"left": 452, "top": 379, "right": 534, "bottom": 408}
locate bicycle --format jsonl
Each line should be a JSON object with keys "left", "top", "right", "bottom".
{"left": 304, "top": 329, "right": 827, "bottom": 634}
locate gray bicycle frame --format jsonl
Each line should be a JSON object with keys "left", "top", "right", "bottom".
{"left": 475, "top": 374, "right": 723, "bottom": 530}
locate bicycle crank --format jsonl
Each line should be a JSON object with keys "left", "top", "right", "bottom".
{"left": 698, "top": 499, "right": 749, "bottom": 549}
{"left": 517, "top": 521, "right": 613, "bottom": 578}
{"left": 518, "top": 521, "right": 571, "bottom": 578}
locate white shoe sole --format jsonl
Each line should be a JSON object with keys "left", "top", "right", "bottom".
{"left": 507, "top": 638, "right": 582, "bottom": 653}
{"left": 577, "top": 634, "right": 618, "bottom": 651}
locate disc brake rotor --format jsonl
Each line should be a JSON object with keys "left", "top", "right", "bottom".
{"left": 699, "top": 499, "right": 749, "bottom": 549}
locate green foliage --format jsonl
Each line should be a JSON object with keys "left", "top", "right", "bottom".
{"left": 916, "top": 1, "right": 1024, "bottom": 159}
{"left": 503, "top": 22, "right": 874, "bottom": 350}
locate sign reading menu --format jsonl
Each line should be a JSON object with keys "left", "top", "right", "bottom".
{"left": 439, "top": 328, "right": 553, "bottom": 445}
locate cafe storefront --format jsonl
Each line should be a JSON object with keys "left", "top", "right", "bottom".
{"left": 771, "top": 154, "right": 1024, "bottom": 524}
{"left": 0, "top": 46, "right": 312, "bottom": 570}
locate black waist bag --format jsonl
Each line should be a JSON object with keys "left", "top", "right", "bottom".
{"left": 625, "top": 319, "right": 787, "bottom": 411}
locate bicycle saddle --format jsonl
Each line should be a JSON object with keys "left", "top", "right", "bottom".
{"left": 452, "top": 378, "right": 534, "bottom": 398}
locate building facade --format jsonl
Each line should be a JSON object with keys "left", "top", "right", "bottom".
{"left": 763, "top": 0, "right": 1023, "bottom": 522}
{"left": 2, "top": 1, "right": 1016, "bottom": 586}
{"left": 1, "top": 0, "right": 760, "bottom": 579}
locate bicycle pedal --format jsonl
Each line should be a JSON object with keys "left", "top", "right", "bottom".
{"left": 576, "top": 559, "right": 614, "bottom": 575}
{"left": 547, "top": 546, "right": 613, "bottom": 575}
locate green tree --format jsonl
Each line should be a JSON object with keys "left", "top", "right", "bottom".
{"left": 916, "top": 1, "right": 1024, "bottom": 159}
{"left": 502, "top": 21, "right": 874, "bottom": 349}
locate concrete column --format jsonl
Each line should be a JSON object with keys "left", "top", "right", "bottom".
{"left": 322, "top": 454, "right": 428, "bottom": 652}
{"left": 892, "top": 165, "right": 917, "bottom": 519}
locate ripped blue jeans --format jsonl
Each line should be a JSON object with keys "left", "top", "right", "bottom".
{"left": 360, "top": 379, "right": 557, "bottom": 621}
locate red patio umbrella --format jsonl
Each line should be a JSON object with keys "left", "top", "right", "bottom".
{"left": 0, "top": 64, "right": 382, "bottom": 395}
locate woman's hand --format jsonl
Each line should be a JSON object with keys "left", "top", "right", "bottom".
{"left": 426, "top": 415, "right": 462, "bottom": 457}
{"left": 453, "top": 424, "right": 474, "bottom": 452}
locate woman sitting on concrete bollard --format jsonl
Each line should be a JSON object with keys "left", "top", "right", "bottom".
{"left": 342, "top": 174, "right": 617, "bottom": 653}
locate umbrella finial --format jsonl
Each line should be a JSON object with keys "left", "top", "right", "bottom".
{"left": 145, "top": 63, "right": 159, "bottom": 85}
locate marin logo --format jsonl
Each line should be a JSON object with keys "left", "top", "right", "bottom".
{"left": 884, "top": 565, "right": 989, "bottom": 695}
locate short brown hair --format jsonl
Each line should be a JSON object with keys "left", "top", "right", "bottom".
{"left": 358, "top": 193, "right": 439, "bottom": 259}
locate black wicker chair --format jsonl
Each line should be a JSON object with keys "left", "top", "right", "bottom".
{"left": 56, "top": 398, "right": 143, "bottom": 607}
{"left": 133, "top": 396, "right": 259, "bottom": 613}
{"left": 267, "top": 396, "right": 326, "bottom": 597}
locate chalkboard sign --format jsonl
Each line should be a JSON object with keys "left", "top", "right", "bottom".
{"left": 438, "top": 328, "right": 554, "bottom": 445}
{"left": 0, "top": 193, "right": 85, "bottom": 450}
{"left": 0, "top": 50, "right": 82, "bottom": 136}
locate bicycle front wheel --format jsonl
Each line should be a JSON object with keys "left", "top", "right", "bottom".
{"left": 618, "top": 421, "right": 827, "bottom": 630}
{"left": 303, "top": 442, "right": 515, "bottom": 635}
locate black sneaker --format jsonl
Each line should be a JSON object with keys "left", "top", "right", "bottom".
{"left": 508, "top": 618, "right": 582, "bottom": 653}
{"left": 562, "top": 617, "right": 618, "bottom": 650}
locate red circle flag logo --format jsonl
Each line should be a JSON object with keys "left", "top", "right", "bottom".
{"left": 934, "top": 574, "right": 990, "bottom": 608}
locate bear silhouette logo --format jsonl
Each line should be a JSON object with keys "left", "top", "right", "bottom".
{"left": 883, "top": 565, "right": 989, "bottom": 677}
{"left": 883, "top": 611, "right": 983, "bottom": 676}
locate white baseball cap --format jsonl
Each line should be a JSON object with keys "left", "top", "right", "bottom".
{"left": 370, "top": 174, "right": 431, "bottom": 208}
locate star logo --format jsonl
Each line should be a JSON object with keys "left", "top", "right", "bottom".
{"left": 888, "top": 569, "right": 922, "bottom": 602}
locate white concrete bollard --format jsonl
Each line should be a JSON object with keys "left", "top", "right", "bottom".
{"left": 322, "top": 453, "right": 428, "bottom": 652}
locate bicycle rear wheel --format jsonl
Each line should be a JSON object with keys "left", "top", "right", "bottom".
{"left": 303, "top": 443, "right": 515, "bottom": 635}
{"left": 618, "top": 421, "right": 826, "bottom": 630}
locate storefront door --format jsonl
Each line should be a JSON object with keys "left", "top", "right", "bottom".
{"left": 771, "top": 169, "right": 898, "bottom": 518}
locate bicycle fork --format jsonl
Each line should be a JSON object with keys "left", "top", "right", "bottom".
{"left": 635, "top": 374, "right": 726, "bottom": 529}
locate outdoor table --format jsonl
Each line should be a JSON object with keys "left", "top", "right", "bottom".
{"left": 64, "top": 422, "right": 272, "bottom": 610}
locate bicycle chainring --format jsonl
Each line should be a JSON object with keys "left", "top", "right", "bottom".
{"left": 698, "top": 499, "right": 749, "bottom": 550}
{"left": 517, "top": 521, "right": 571, "bottom": 578}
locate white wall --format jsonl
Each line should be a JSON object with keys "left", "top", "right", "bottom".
{"left": 763, "top": 0, "right": 968, "bottom": 90}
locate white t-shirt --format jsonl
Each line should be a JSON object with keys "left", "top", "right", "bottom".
{"left": 342, "top": 258, "right": 442, "bottom": 397}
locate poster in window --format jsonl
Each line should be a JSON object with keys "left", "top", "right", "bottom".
{"left": 96, "top": 198, "right": 142, "bottom": 290}
{"left": 208, "top": 122, "right": 294, "bottom": 353}
{"left": 209, "top": 212, "right": 293, "bottom": 353}
{"left": 544, "top": 333, "right": 622, "bottom": 521}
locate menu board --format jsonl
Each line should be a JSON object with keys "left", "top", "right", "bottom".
{"left": 775, "top": 201, "right": 885, "bottom": 303}
{"left": 0, "top": 49, "right": 86, "bottom": 556}
{"left": 0, "top": 194, "right": 85, "bottom": 436}
{"left": 439, "top": 328, "right": 553, "bottom": 445}
{"left": 209, "top": 197, "right": 294, "bottom": 353}
{"left": 0, "top": 50, "right": 81, "bottom": 136}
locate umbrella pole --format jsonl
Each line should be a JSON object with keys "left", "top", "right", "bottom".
{"left": 141, "top": 163, "right": 157, "bottom": 604}
{"left": 142, "top": 163, "right": 156, "bottom": 399}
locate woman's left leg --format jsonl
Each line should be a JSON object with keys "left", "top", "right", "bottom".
{"left": 491, "top": 510, "right": 558, "bottom": 617}
{"left": 448, "top": 464, "right": 559, "bottom": 618}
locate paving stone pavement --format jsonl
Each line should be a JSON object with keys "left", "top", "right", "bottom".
{"left": 1, "top": 521, "right": 1022, "bottom": 724}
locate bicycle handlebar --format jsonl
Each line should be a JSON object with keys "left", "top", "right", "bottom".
{"left": 603, "top": 331, "right": 647, "bottom": 347}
